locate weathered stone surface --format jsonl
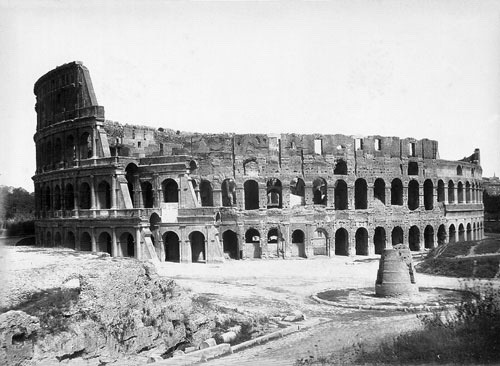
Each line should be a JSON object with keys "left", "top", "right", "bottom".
{"left": 0, "top": 310, "right": 40, "bottom": 366}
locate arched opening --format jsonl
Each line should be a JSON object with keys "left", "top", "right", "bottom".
{"left": 334, "top": 180, "right": 348, "bottom": 210}
{"left": 457, "top": 165, "right": 463, "bottom": 176}
{"left": 374, "top": 227, "right": 386, "bottom": 254}
{"left": 54, "top": 185, "right": 61, "bottom": 210}
{"left": 119, "top": 232, "right": 135, "bottom": 257}
{"left": 289, "top": 178, "right": 305, "bottom": 206}
{"left": 45, "top": 141, "right": 52, "bottom": 168}
{"left": 190, "top": 231, "right": 206, "bottom": 263}
{"left": 391, "top": 179, "right": 403, "bottom": 206}
{"left": 373, "top": 178, "right": 385, "bottom": 204}
{"left": 291, "top": 229, "right": 306, "bottom": 258}
{"left": 448, "top": 181, "right": 455, "bottom": 203}
{"left": 457, "top": 182, "right": 464, "bottom": 203}
{"left": 163, "top": 231, "right": 180, "bottom": 262}
{"left": 46, "top": 231, "right": 52, "bottom": 247}
{"left": 79, "top": 183, "right": 91, "bottom": 209}
{"left": 199, "top": 180, "right": 214, "bottom": 206}
{"left": 222, "top": 178, "right": 237, "bottom": 207}
{"left": 189, "top": 160, "right": 198, "bottom": 171}
{"left": 79, "top": 132, "right": 92, "bottom": 159}
{"left": 424, "top": 225, "right": 434, "bottom": 249}
{"left": 408, "top": 180, "right": 419, "bottom": 210}
{"left": 437, "top": 180, "right": 445, "bottom": 202}
{"left": 466, "top": 223, "right": 472, "bottom": 241}
{"left": 223, "top": 230, "right": 240, "bottom": 259}
{"left": 149, "top": 213, "right": 161, "bottom": 246}
{"left": 66, "top": 231, "right": 76, "bottom": 249}
{"left": 458, "top": 224, "right": 465, "bottom": 242}
{"left": 141, "top": 181, "right": 154, "bottom": 208}
{"left": 313, "top": 229, "right": 328, "bottom": 256}
{"left": 354, "top": 179, "right": 367, "bottom": 209}
{"left": 312, "top": 178, "right": 327, "bottom": 205}
{"left": 97, "top": 180, "right": 111, "bottom": 209}
{"left": 334, "top": 159, "right": 347, "bottom": 175}
{"left": 407, "top": 161, "right": 418, "bottom": 176}
{"left": 98, "top": 232, "right": 112, "bottom": 255}
{"left": 54, "top": 232, "right": 62, "bottom": 247}
{"left": 64, "top": 184, "right": 74, "bottom": 210}
{"left": 125, "top": 163, "right": 138, "bottom": 207}
{"left": 245, "top": 228, "right": 261, "bottom": 258}
{"left": 355, "top": 228, "right": 368, "bottom": 255}
{"left": 449, "top": 224, "right": 456, "bottom": 243}
{"left": 438, "top": 225, "right": 447, "bottom": 245}
{"left": 54, "top": 138, "right": 62, "bottom": 163}
{"left": 162, "top": 179, "right": 178, "bottom": 203}
{"left": 267, "top": 178, "right": 282, "bottom": 208}
{"left": 391, "top": 226, "right": 404, "bottom": 245}
{"left": 409, "top": 226, "right": 420, "bottom": 251}
{"left": 80, "top": 232, "right": 92, "bottom": 251}
{"left": 44, "top": 186, "right": 51, "bottom": 211}
{"left": 465, "top": 182, "right": 471, "bottom": 203}
{"left": 65, "top": 135, "right": 75, "bottom": 163}
{"left": 244, "top": 180, "right": 259, "bottom": 210}
{"left": 334, "top": 228, "right": 349, "bottom": 256}
{"left": 267, "top": 228, "right": 280, "bottom": 256}
{"left": 424, "top": 179, "right": 433, "bottom": 210}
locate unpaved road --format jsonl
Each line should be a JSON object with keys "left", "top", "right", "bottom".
{"left": 1, "top": 243, "right": 466, "bottom": 365}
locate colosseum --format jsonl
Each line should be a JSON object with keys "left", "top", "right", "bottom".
{"left": 33, "top": 61, "right": 485, "bottom": 263}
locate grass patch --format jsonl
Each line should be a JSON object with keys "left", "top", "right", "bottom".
{"left": 429, "top": 241, "right": 476, "bottom": 258}
{"left": 416, "top": 258, "right": 474, "bottom": 277}
{"left": 474, "top": 238, "right": 500, "bottom": 255}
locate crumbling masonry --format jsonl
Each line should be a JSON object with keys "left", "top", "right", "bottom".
{"left": 33, "top": 62, "right": 485, "bottom": 263}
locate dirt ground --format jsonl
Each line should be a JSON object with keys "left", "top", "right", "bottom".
{"left": 0, "top": 243, "right": 469, "bottom": 365}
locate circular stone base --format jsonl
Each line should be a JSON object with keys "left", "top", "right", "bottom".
{"left": 313, "top": 287, "right": 465, "bottom": 312}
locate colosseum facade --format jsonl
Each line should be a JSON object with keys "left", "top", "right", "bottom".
{"left": 33, "top": 61, "right": 485, "bottom": 263}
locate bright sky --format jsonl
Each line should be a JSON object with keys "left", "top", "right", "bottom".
{"left": 1, "top": 0, "right": 500, "bottom": 191}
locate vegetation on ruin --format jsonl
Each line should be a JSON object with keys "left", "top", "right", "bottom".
{"left": 0, "top": 185, "right": 35, "bottom": 236}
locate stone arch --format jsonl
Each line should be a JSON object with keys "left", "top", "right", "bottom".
{"left": 189, "top": 231, "right": 206, "bottom": 263}
{"left": 374, "top": 227, "right": 386, "bottom": 254}
{"left": 54, "top": 185, "right": 61, "bottom": 210}
{"left": 245, "top": 228, "right": 261, "bottom": 259}
{"left": 119, "top": 232, "right": 135, "bottom": 257}
{"left": 141, "top": 181, "right": 154, "bottom": 208}
{"left": 54, "top": 137, "right": 62, "bottom": 163}
{"left": 457, "top": 181, "right": 464, "bottom": 203}
{"left": 424, "top": 225, "right": 434, "bottom": 249}
{"left": 424, "top": 179, "right": 433, "bottom": 210}
{"left": 448, "top": 180, "right": 455, "bottom": 203}
{"left": 97, "top": 180, "right": 111, "bottom": 209}
{"left": 267, "top": 228, "right": 280, "bottom": 257}
{"left": 79, "top": 182, "right": 91, "bottom": 209}
{"left": 373, "top": 178, "right": 385, "bottom": 204}
{"left": 289, "top": 177, "right": 305, "bottom": 206}
{"left": 409, "top": 226, "right": 420, "bottom": 251}
{"left": 54, "top": 231, "right": 62, "bottom": 247}
{"left": 97, "top": 232, "right": 112, "bottom": 254}
{"left": 437, "top": 180, "right": 445, "bottom": 202}
{"left": 312, "top": 177, "right": 327, "bottom": 205}
{"left": 46, "top": 140, "right": 52, "bottom": 167}
{"left": 80, "top": 232, "right": 92, "bottom": 251}
{"left": 65, "top": 134, "right": 75, "bottom": 163}
{"left": 199, "top": 180, "right": 214, "bottom": 206}
{"left": 65, "top": 183, "right": 74, "bottom": 210}
{"left": 223, "top": 230, "right": 240, "bottom": 259}
{"left": 125, "top": 163, "right": 138, "bottom": 207}
{"left": 46, "top": 231, "right": 52, "bottom": 247}
{"left": 354, "top": 179, "right": 367, "bottom": 209}
{"left": 458, "top": 223, "right": 465, "bottom": 242}
{"left": 466, "top": 223, "right": 472, "bottom": 241}
{"left": 408, "top": 180, "right": 419, "bottom": 210}
{"left": 313, "top": 228, "right": 329, "bottom": 256}
{"left": 149, "top": 213, "right": 161, "bottom": 237}
{"left": 465, "top": 181, "right": 471, "bottom": 203}
{"left": 391, "top": 226, "right": 404, "bottom": 245}
{"left": 291, "top": 229, "right": 306, "bottom": 258}
{"left": 44, "top": 186, "right": 51, "bottom": 211}
{"left": 391, "top": 178, "right": 403, "bottom": 206}
{"left": 437, "top": 224, "right": 447, "bottom": 245}
{"left": 355, "top": 227, "right": 368, "bottom": 255}
{"left": 407, "top": 161, "right": 418, "bottom": 176}
{"left": 244, "top": 179, "right": 259, "bottom": 210}
{"left": 267, "top": 178, "right": 282, "bottom": 208}
{"left": 162, "top": 179, "right": 178, "bottom": 203}
{"left": 163, "top": 231, "right": 180, "bottom": 262}
{"left": 66, "top": 231, "right": 76, "bottom": 249}
{"left": 79, "top": 132, "right": 92, "bottom": 159}
{"left": 334, "top": 180, "right": 348, "bottom": 210}
{"left": 457, "top": 165, "right": 463, "bottom": 176}
{"left": 333, "top": 159, "right": 347, "bottom": 175}
{"left": 449, "top": 224, "right": 456, "bottom": 243}
{"left": 334, "top": 228, "right": 348, "bottom": 256}
{"left": 222, "top": 178, "right": 237, "bottom": 207}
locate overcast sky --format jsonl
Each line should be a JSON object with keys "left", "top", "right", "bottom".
{"left": 1, "top": 0, "right": 500, "bottom": 191}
